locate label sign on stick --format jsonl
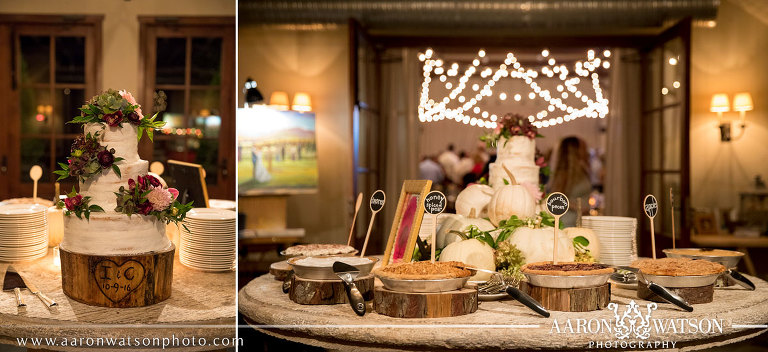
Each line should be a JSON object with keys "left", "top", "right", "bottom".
{"left": 370, "top": 190, "right": 386, "bottom": 212}
{"left": 644, "top": 194, "right": 658, "bottom": 218}
{"left": 424, "top": 191, "right": 446, "bottom": 215}
{"left": 546, "top": 192, "right": 569, "bottom": 216}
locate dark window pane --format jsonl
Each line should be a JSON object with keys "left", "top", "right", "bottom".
{"left": 190, "top": 89, "right": 220, "bottom": 138}
{"left": 155, "top": 90, "right": 186, "bottom": 134}
{"left": 191, "top": 37, "right": 221, "bottom": 85}
{"left": 20, "top": 138, "right": 51, "bottom": 183}
{"left": 56, "top": 88, "right": 85, "bottom": 135}
{"left": 21, "top": 88, "right": 52, "bottom": 134}
{"left": 156, "top": 38, "right": 186, "bottom": 85}
{"left": 55, "top": 36, "right": 85, "bottom": 84}
{"left": 20, "top": 36, "right": 50, "bottom": 84}
{"left": 194, "top": 138, "right": 219, "bottom": 184}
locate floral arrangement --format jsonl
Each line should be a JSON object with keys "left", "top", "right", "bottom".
{"left": 481, "top": 113, "right": 542, "bottom": 148}
{"left": 56, "top": 187, "right": 104, "bottom": 220}
{"left": 114, "top": 175, "right": 193, "bottom": 226}
{"left": 54, "top": 132, "right": 124, "bottom": 182}
{"left": 70, "top": 89, "right": 166, "bottom": 141}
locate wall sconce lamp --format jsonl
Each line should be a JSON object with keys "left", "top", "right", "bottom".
{"left": 269, "top": 91, "right": 290, "bottom": 111}
{"left": 711, "top": 92, "right": 752, "bottom": 142}
{"left": 292, "top": 92, "right": 312, "bottom": 112}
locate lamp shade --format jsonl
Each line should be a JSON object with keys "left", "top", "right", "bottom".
{"left": 733, "top": 92, "right": 753, "bottom": 112}
{"left": 292, "top": 92, "right": 312, "bottom": 112}
{"left": 710, "top": 93, "right": 730, "bottom": 113}
{"left": 270, "top": 91, "right": 290, "bottom": 110}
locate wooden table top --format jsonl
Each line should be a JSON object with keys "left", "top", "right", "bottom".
{"left": 240, "top": 272, "right": 768, "bottom": 351}
{"left": 0, "top": 250, "right": 236, "bottom": 351}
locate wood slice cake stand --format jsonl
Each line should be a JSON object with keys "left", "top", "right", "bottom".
{"left": 60, "top": 245, "right": 174, "bottom": 308}
{"left": 289, "top": 274, "right": 374, "bottom": 305}
{"left": 521, "top": 282, "right": 611, "bottom": 312}
{"left": 373, "top": 286, "right": 478, "bottom": 318}
{"left": 269, "top": 260, "right": 292, "bottom": 281}
{"left": 638, "top": 282, "right": 715, "bottom": 304}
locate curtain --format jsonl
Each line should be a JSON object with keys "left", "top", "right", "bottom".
{"left": 379, "top": 48, "right": 422, "bottom": 235}
{"left": 604, "top": 48, "right": 642, "bottom": 217}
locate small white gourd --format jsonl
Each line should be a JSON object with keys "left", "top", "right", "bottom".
{"left": 435, "top": 212, "right": 495, "bottom": 249}
{"left": 506, "top": 226, "right": 575, "bottom": 263}
{"left": 456, "top": 184, "right": 494, "bottom": 218}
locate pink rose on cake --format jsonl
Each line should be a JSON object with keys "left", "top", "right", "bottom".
{"left": 119, "top": 90, "right": 144, "bottom": 124}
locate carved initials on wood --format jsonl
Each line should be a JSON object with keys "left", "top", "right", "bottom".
{"left": 92, "top": 260, "right": 146, "bottom": 303}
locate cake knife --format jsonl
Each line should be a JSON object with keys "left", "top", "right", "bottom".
{"left": 10, "top": 266, "right": 57, "bottom": 308}
{"left": 2, "top": 267, "right": 26, "bottom": 308}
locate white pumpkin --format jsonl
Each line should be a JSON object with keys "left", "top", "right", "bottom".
{"left": 565, "top": 227, "right": 601, "bottom": 260}
{"left": 435, "top": 214, "right": 495, "bottom": 249}
{"left": 439, "top": 238, "right": 496, "bottom": 281}
{"left": 456, "top": 184, "right": 494, "bottom": 218}
{"left": 487, "top": 165, "right": 537, "bottom": 226}
{"left": 506, "top": 226, "right": 575, "bottom": 263}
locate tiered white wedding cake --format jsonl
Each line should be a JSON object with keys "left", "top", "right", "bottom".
{"left": 56, "top": 89, "right": 186, "bottom": 307}
{"left": 488, "top": 135, "right": 540, "bottom": 188}
{"left": 61, "top": 123, "right": 171, "bottom": 255}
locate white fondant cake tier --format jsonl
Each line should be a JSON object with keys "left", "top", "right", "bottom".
{"left": 84, "top": 123, "right": 139, "bottom": 163}
{"left": 489, "top": 162, "right": 539, "bottom": 187}
{"left": 497, "top": 136, "right": 536, "bottom": 160}
{"left": 80, "top": 159, "right": 148, "bottom": 211}
{"left": 61, "top": 212, "right": 171, "bottom": 255}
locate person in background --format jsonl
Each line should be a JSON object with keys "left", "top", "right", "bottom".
{"left": 437, "top": 144, "right": 459, "bottom": 184}
{"left": 419, "top": 155, "right": 445, "bottom": 184}
{"left": 549, "top": 136, "right": 592, "bottom": 227}
{"left": 453, "top": 151, "right": 475, "bottom": 185}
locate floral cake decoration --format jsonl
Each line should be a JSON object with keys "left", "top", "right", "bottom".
{"left": 114, "top": 174, "right": 193, "bottom": 227}
{"left": 481, "top": 113, "right": 542, "bottom": 148}
{"left": 54, "top": 132, "right": 124, "bottom": 182}
{"left": 70, "top": 89, "right": 166, "bottom": 141}
{"left": 56, "top": 187, "right": 104, "bottom": 220}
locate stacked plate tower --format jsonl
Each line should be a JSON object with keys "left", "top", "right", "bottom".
{"left": 0, "top": 204, "right": 49, "bottom": 262}
{"left": 180, "top": 208, "right": 237, "bottom": 271}
{"left": 581, "top": 216, "right": 638, "bottom": 266}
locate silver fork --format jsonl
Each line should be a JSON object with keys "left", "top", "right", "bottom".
{"left": 477, "top": 273, "right": 507, "bottom": 294}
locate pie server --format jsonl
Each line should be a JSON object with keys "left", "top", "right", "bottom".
{"left": 332, "top": 262, "right": 366, "bottom": 316}
{"left": 469, "top": 267, "right": 550, "bottom": 318}
{"left": 615, "top": 266, "right": 693, "bottom": 312}
{"left": 724, "top": 269, "right": 755, "bottom": 291}
{"left": 3, "top": 267, "right": 27, "bottom": 308}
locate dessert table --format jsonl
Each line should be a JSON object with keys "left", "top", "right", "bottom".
{"left": 239, "top": 273, "right": 768, "bottom": 351}
{"left": 0, "top": 251, "right": 236, "bottom": 351}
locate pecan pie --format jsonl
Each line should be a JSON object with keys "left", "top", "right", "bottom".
{"left": 631, "top": 258, "right": 725, "bottom": 276}
{"left": 521, "top": 262, "right": 615, "bottom": 276}
{"left": 375, "top": 261, "right": 472, "bottom": 280}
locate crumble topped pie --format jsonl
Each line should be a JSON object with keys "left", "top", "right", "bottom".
{"left": 521, "top": 262, "right": 615, "bottom": 276}
{"left": 632, "top": 257, "right": 725, "bottom": 276}
{"left": 283, "top": 244, "right": 356, "bottom": 257}
{"left": 375, "top": 261, "right": 472, "bottom": 280}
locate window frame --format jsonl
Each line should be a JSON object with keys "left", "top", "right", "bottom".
{"left": 0, "top": 14, "right": 102, "bottom": 200}
{"left": 138, "top": 16, "right": 236, "bottom": 201}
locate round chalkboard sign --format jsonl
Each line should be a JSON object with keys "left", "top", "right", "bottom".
{"left": 644, "top": 194, "right": 658, "bottom": 218}
{"left": 369, "top": 190, "right": 386, "bottom": 213}
{"left": 545, "top": 192, "right": 569, "bottom": 216}
{"left": 424, "top": 191, "right": 447, "bottom": 215}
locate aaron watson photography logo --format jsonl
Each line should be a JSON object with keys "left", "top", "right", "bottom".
{"left": 549, "top": 300, "right": 726, "bottom": 349}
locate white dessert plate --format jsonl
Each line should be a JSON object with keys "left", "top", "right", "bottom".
{"left": 185, "top": 208, "right": 236, "bottom": 221}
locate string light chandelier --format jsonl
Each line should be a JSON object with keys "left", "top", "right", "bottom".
{"left": 418, "top": 48, "right": 611, "bottom": 129}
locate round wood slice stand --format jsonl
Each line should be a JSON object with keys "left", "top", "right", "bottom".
{"left": 521, "top": 282, "right": 611, "bottom": 312}
{"left": 289, "top": 274, "right": 374, "bottom": 305}
{"left": 60, "top": 245, "right": 174, "bottom": 308}
{"left": 638, "top": 281, "right": 715, "bottom": 304}
{"left": 269, "top": 260, "right": 292, "bottom": 281}
{"left": 373, "top": 286, "right": 478, "bottom": 318}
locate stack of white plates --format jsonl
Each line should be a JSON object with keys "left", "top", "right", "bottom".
{"left": 582, "top": 216, "right": 637, "bottom": 266}
{"left": 208, "top": 199, "right": 236, "bottom": 211}
{"left": 180, "top": 208, "right": 236, "bottom": 272}
{"left": 0, "top": 204, "right": 49, "bottom": 262}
